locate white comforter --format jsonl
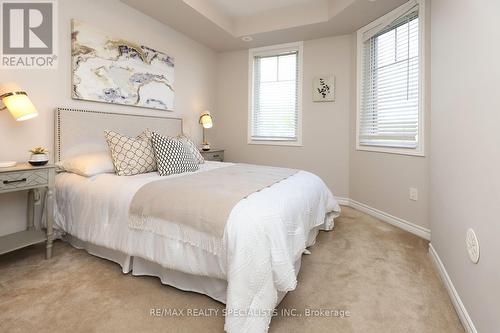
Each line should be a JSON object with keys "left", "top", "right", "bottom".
{"left": 54, "top": 161, "right": 340, "bottom": 332}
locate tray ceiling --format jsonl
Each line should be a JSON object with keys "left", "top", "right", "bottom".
{"left": 121, "top": 0, "right": 408, "bottom": 51}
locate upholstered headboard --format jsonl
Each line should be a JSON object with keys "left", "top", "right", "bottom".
{"left": 55, "top": 108, "right": 183, "bottom": 162}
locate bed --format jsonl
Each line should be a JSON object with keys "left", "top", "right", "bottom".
{"left": 53, "top": 108, "right": 341, "bottom": 333}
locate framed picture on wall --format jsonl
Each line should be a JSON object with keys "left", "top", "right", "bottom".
{"left": 71, "top": 20, "right": 175, "bottom": 111}
{"left": 313, "top": 75, "right": 335, "bottom": 102}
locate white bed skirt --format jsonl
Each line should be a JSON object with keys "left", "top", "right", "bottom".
{"left": 62, "top": 229, "right": 323, "bottom": 305}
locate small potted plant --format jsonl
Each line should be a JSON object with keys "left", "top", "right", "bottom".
{"left": 29, "top": 147, "right": 49, "bottom": 166}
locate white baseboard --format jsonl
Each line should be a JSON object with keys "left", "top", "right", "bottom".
{"left": 349, "top": 199, "right": 431, "bottom": 240}
{"left": 428, "top": 244, "right": 477, "bottom": 333}
{"left": 334, "top": 197, "right": 431, "bottom": 240}
{"left": 334, "top": 196, "right": 350, "bottom": 206}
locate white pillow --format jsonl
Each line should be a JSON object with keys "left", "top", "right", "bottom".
{"left": 56, "top": 152, "right": 115, "bottom": 177}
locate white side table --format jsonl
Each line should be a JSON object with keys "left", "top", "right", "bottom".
{"left": 0, "top": 163, "right": 55, "bottom": 259}
{"left": 200, "top": 149, "right": 224, "bottom": 162}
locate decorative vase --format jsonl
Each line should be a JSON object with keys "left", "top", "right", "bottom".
{"left": 29, "top": 153, "right": 49, "bottom": 166}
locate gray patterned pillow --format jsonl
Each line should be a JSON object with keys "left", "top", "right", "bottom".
{"left": 177, "top": 134, "right": 204, "bottom": 164}
{"left": 152, "top": 132, "right": 199, "bottom": 176}
{"left": 104, "top": 129, "right": 157, "bottom": 176}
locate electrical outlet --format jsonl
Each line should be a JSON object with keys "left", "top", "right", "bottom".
{"left": 409, "top": 187, "right": 418, "bottom": 201}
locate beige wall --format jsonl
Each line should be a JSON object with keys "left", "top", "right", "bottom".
{"left": 211, "top": 35, "right": 352, "bottom": 198}
{"left": 430, "top": 0, "right": 500, "bottom": 331}
{"left": 348, "top": 151, "right": 429, "bottom": 228}
{"left": 0, "top": 0, "right": 217, "bottom": 236}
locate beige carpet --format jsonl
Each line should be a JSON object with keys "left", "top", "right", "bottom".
{"left": 0, "top": 206, "right": 464, "bottom": 333}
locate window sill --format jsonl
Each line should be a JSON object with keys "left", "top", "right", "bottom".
{"left": 248, "top": 140, "right": 303, "bottom": 147}
{"left": 356, "top": 145, "right": 425, "bottom": 157}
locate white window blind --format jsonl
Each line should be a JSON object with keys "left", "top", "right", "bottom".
{"left": 360, "top": 6, "right": 420, "bottom": 149}
{"left": 251, "top": 50, "right": 299, "bottom": 141}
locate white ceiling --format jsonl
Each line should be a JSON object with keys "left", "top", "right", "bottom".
{"left": 121, "top": 0, "right": 408, "bottom": 51}
{"left": 208, "top": 0, "right": 322, "bottom": 18}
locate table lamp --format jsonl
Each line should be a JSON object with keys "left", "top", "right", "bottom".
{"left": 199, "top": 111, "right": 213, "bottom": 151}
{"left": 0, "top": 83, "right": 39, "bottom": 168}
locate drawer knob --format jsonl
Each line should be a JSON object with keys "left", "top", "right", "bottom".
{"left": 3, "top": 178, "right": 27, "bottom": 185}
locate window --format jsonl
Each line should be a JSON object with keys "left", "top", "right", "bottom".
{"left": 248, "top": 42, "right": 303, "bottom": 145}
{"left": 357, "top": 0, "right": 425, "bottom": 155}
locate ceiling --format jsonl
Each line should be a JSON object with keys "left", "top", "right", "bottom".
{"left": 121, "top": 0, "right": 408, "bottom": 52}
{"left": 208, "top": 0, "right": 321, "bottom": 17}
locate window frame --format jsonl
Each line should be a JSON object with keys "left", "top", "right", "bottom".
{"left": 356, "top": 0, "right": 426, "bottom": 156}
{"left": 248, "top": 41, "right": 303, "bottom": 147}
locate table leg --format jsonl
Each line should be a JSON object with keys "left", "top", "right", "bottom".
{"left": 27, "top": 189, "right": 35, "bottom": 230}
{"left": 46, "top": 188, "right": 54, "bottom": 259}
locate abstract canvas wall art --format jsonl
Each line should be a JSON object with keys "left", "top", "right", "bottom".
{"left": 71, "top": 20, "right": 175, "bottom": 111}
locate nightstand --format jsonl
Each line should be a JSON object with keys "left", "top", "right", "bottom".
{"left": 200, "top": 149, "right": 224, "bottom": 162}
{"left": 0, "top": 163, "right": 55, "bottom": 259}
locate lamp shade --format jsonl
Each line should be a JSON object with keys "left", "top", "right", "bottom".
{"left": 0, "top": 83, "right": 38, "bottom": 121}
{"left": 199, "top": 111, "right": 213, "bottom": 129}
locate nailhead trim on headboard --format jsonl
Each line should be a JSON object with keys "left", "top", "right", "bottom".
{"left": 55, "top": 107, "right": 183, "bottom": 162}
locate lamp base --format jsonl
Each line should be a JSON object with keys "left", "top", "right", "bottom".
{"left": 201, "top": 142, "right": 211, "bottom": 151}
{"left": 0, "top": 161, "right": 16, "bottom": 168}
